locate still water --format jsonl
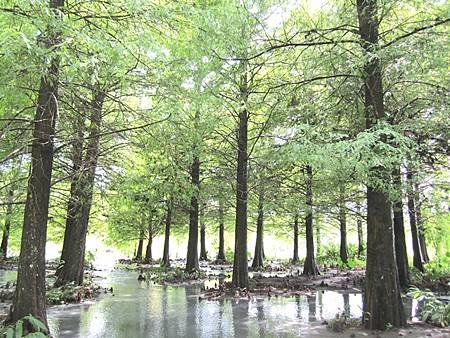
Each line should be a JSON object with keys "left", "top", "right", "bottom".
{"left": 0, "top": 269, "right": 417, "bottom": 337}
{"left": 47, "top": 270, "right": 363, "bottom": 338}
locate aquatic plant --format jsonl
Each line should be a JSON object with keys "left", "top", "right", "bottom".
{"left": 408, "top": 287, "right": 450, "bottom": 327}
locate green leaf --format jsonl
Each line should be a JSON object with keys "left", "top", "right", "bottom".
{"left": 24, "top": 333, "right": 47, "bottom": 338}
{"left": 14, "top": 320, "right": 23, "bottom": 338}
{"left": 23, "top": 315, "right": 48, "bottom": 333}
{"left": 5, "top": 327, "right": 15, "bottom": 338}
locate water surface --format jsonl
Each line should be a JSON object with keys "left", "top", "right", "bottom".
{"left": 47, "top": 270, "right": 363, "bottom": 337}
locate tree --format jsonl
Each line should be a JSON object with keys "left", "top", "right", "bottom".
{"left": 55, "top": 88, "right": 106, "bottom": 287}
{"left": 251, "top": 189, "right": 265, "bottom": 270}
{"left": 356, "top": 0, "right": 405, "bottom": 329}
{"left": 302, "top": 165, "right": 319, "bottom": 276}
{"left": 392, "top": 168, "right": 410, "bottom": 288}
{"left": 338, "top": 185, "right": 349, "bottom": 265}
{"left": 6, "top": 0, "right": 65, "bottom": 330}
{"left": 232, "top": 54, "right": 250, "bottom": 287}
{"left": 406, "top": 168, "right": 425, "bottom": 272}
{"left": 186, "top": 110, "right": 201, "bottom": 272}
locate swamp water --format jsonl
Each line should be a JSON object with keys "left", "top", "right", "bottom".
{"left": 0, "top": 269, "right": 419, "bottom": 337}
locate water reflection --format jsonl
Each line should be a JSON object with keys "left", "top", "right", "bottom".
{"left": 44, "top": 270, "right": 404, "bottom": 337}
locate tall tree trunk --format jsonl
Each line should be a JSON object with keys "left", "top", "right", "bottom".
{"left": 135, "top": 229, "right": 144, "bottom": 261}
{"left": 186, "top": 155, "right": 200, "bottom": 272}
{"left": 232, "top": 57, "right": 249, "bottom": 289}
{"left": 55, "top": 89, "right": 105, "bottom": 287}
{"left": 292, "top": 213, "right": 299, "bottom": 264}
{"left": 415, "top": 184, "right": 429, "bottom": 263}
{"left": 392, "top": 168, "right": 410, "bottom": 288}
{"left": 1, "top": 188, "right": 14, "bottom": 259}
{"left": 302, "top": 165, "right": 319, "bottom": 276}
{"left": 186, "top": 108, "right": 200, "bottom": 272}
{"left": 316, "top": 222, "right": 321, "bottom": 257}
{"left": 339, "top": 185, "right": 349, "bottom": 265}
{"left": 407, "top": 170, "right": 424, "bottom": 272}
{"left": 7, "top": 1, "right": 64, "bottom": 330}
{"left": 145, "top": 236, "right": 153, "bottom": 263}
{"left": 199, "top": 209, "right": 208, "bottom": 261}
{"left": 161, "top": 199, "right": 173, "bottom": 268}
{"left": 144, "top": 219, "right": 153, "bottom": 264}
{"left": 57, "top": 112, "right": 85, "bottom": 274}
{"left": 217, "top": 198, "right": 226, "bottom": 261}
{"left": 357, "top": 0, "right": 405, "bottom": 329}
{"left": 356, "top": 204, "right": 364, "bottom": 258}
{"left": 251, "top": 190, "right": 264, "bottom": 270}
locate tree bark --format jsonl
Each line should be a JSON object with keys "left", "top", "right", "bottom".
{"left": 316, "top": 222, "right": 321, "bottom": 257}
{"left": 7, "top": 0, "right": 64, "bottom": 330}
{"left": 232, "top": 57, "right": 249, "bottom": 289}
{"left": 251, "top": 190, "right": 264, "bottom": 270}
{"left": 144, "top": 219, "right": 153, "bottom": 264}
{"left": 357, "top": 0, "right": 405, "bottom": 329}
{"left": 392, "top": 168, "right": 410, "bottom": 288}
{"left": 407, "top": 170, "right": 424, "bottom": 272}
{"left": 186, "top": 155, "right": 200, "bottom": 272}
{"left": 217, "top": 198, "right": 226, "bottom": 261}
{"left": 135, "top": 229, "right": 144, "bottom": 261}
{"left": 1, "top": 188, "right": 14, "bottom": 259}
{"left": 302, "top": 165, "right": 319, "bottom": 276}
{"left": 57, "top": 112, "right": 85, "bottom": 274}
{"left": 339, "top": 185, "right": 349, "bottom": 265}
{"left": 415, "top": 184, "right": 429, "bottom": 263}
{"left": 55, "top": 89, "right": 105, "bottom": 287}
{"left": 199, "top": 209, "right": 208, "bottom": 261}
{"left": 356, "top": 203, "right": 365, "bottom": 258}
{"left": 186, "top": 108, "right": 201, "bottom": 272}
{"left": 292, "top": 213, "right": 299, "bottom": 263}
{"left": 161, "top": 199, "right": 173, "bottom": 268}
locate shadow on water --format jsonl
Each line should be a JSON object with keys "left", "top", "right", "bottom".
{"left": 0, "top": 269, "right": 419, "bottom": 337}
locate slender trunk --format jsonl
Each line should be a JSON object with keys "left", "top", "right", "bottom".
{"left": 186, "top": 108, "right": 201, "bottom": 272}
{"left": 58, "top": 112, "right": 85, "bottom": 273}
{"left": 186, "top": 155, "right": 200, "bottom": 272}
{"left": 144, "top": 220, "right": 153, "bottom": 264}
{"left": 392, "top": 168, "right": 410, "bottom": 288}
{"left": 145, "top": 236, "right": 153, "bottom": 263}
{"left": 232, "top": 57, "right": 249, "bottom": 288}
{"left": 356, "top": 204, "right": 364, "bottom": 258}
{"left": 1, "top": 188, "right": 14, "bottom": 259}
{"left": 199, "top": 210, "right": 208, "bottom": 261}
{"left": 339, "top": 186, "right": 348, "bottom": 265}
{"left": 217, "top": 198, "right": 226, "bottom": 260}
{"left": 415, "top": 185, "right": 429, "bottom": 263}
{"left": 407, "top": 170, "right": 424, "bottom": 272}
{"left": 55, "top": 89, "right": 105, "bottom": 287}
{"left": 357, "top": 0, "right": 405, "bottom": 329}
{"left": 251, "top": 190, "right": 264, "bottom": 270}
{"left": 292, "top": 213, "right": 299, "bottom": 263}
{"left": 161, "top": 199, "right": 172, "bottom": 267}
{"left": 135, "top": 230, "right": 144, "bottom": 261}
{"left": 302, "top": 166, "right": 319, "bottom": 276}
{"left": 316, "top": 222, "right": 321, "bottom": 257}
{"left": 7, "top": 1, "right": 64, "bottom": 330}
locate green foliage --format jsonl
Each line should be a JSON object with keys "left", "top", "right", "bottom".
{"left": 425, "top": 255, "right": 450, "bottom": 281}
{"left": 224, "top": 248, "right": 234, "bottom": 263}
{"left": 47, "top": 282, "right": 98, "bottom": 305}
{"left": 1, "top": 315, "right": 47, "bottom": 338}
{"left": 411, "top": 255, "right": 450, "bottom": 286}
{"left": 316, "top": 243, "right": 365, "bottom": 268}
{"left": 326, "top": 306, "right": 354, "bottom": 332}
{"left": 149, "top": 267, "right": 206, "bottom": 284}
{"left": 408, "top": 287, "right": 450, "bottom": 327}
